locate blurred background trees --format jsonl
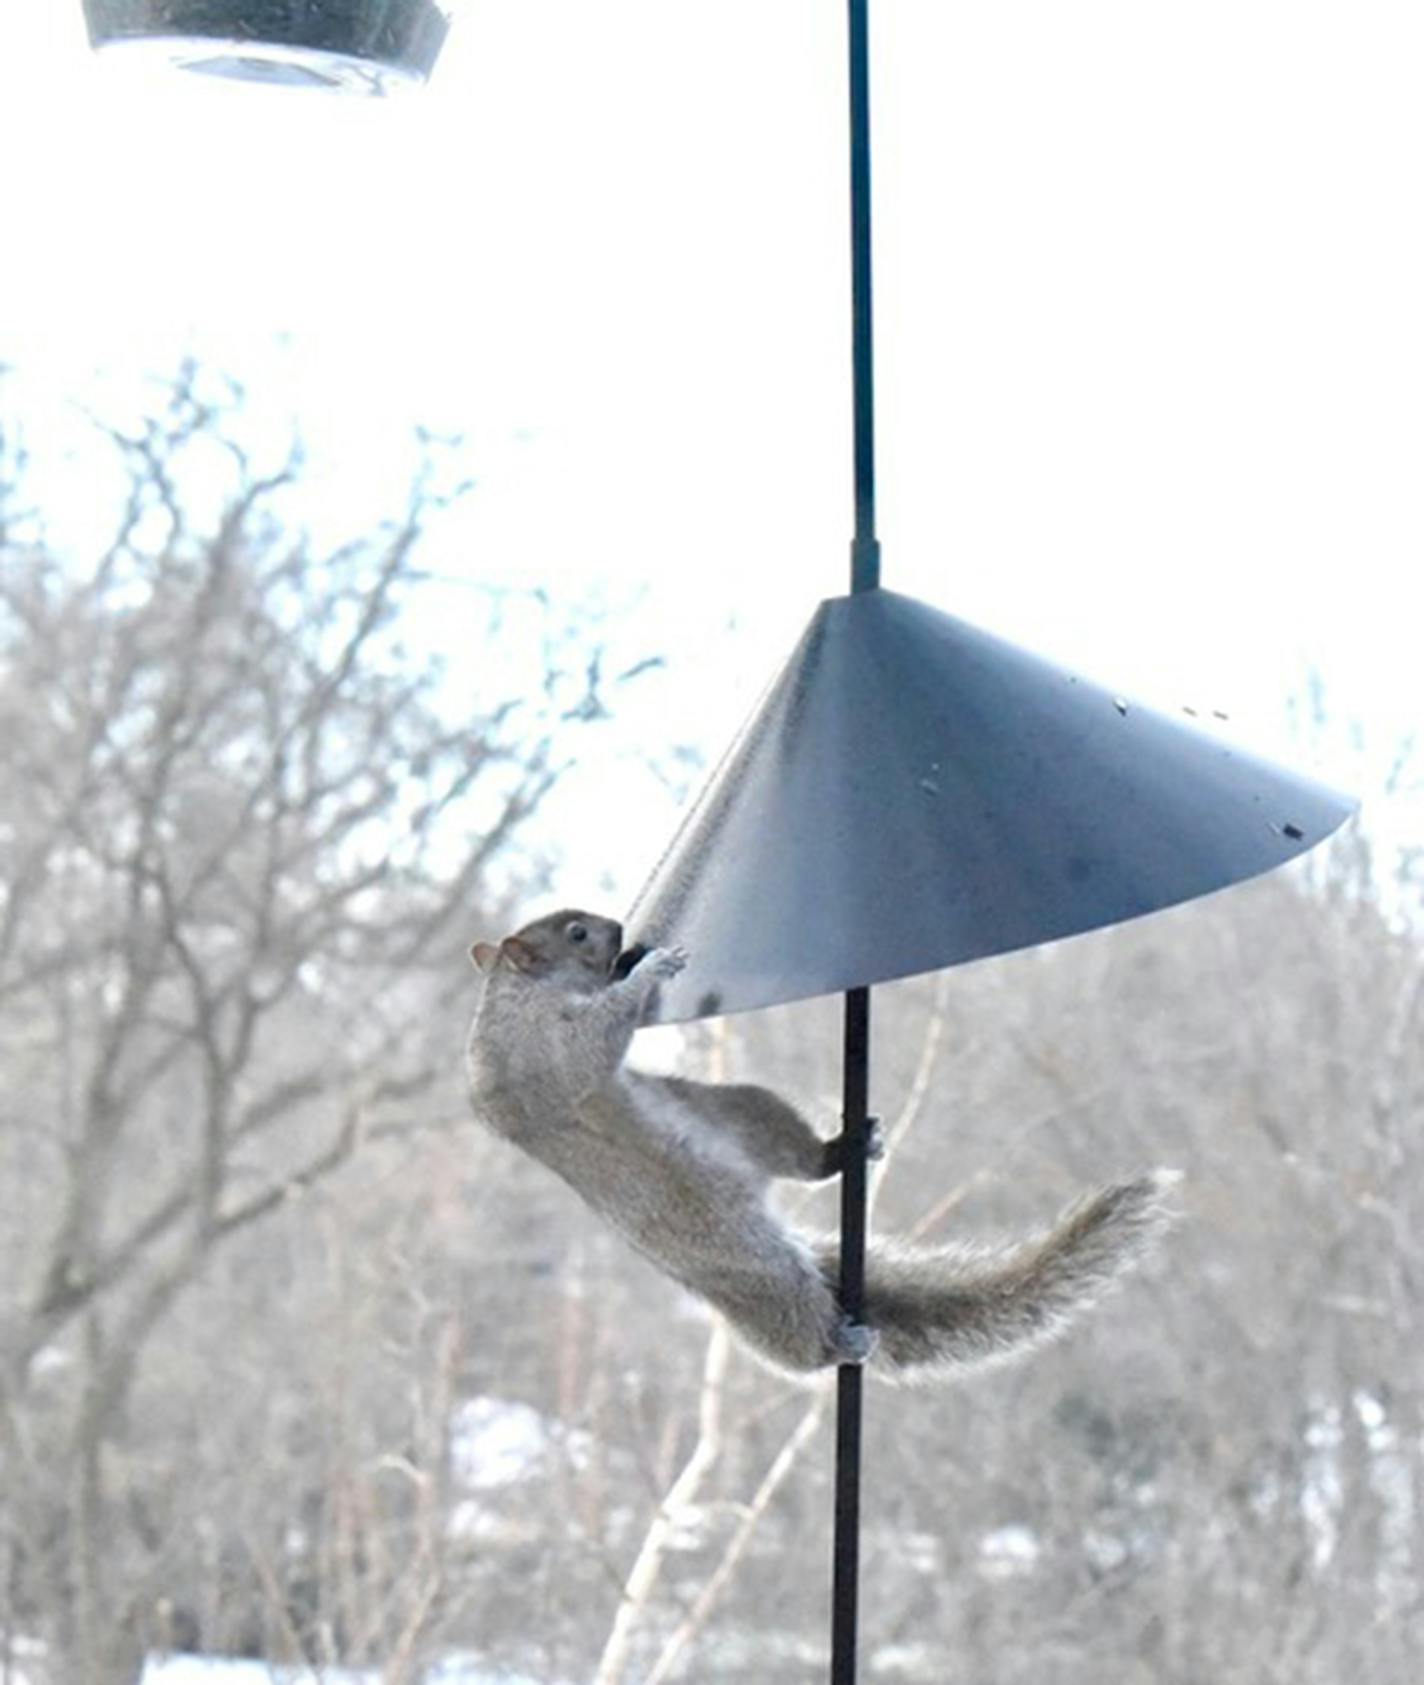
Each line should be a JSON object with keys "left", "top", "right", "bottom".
{"left": 0, "top": 366, "right": 657, "bottom": 1683}
{"left": 2, "top": 367, "right": 1422, "bottom": 1684}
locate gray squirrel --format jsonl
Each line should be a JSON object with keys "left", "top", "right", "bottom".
{"left": 465, "top": 908, "right": 1176, "bottom": 1382}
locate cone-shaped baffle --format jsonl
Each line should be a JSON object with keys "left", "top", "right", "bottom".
{"left": 627, "top": 589, "right": 1356, "bottom": 1023}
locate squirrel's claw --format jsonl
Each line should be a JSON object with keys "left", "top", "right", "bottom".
{"left": 641, "top": 945, "right": 689, "bottom": 981}
{"left": 832, "top": 1318, "right": 878, "bottom": 1366}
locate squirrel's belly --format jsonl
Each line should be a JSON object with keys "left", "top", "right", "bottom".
{"left": 576, "top": 1151, "right": 783, "bottom": 1277}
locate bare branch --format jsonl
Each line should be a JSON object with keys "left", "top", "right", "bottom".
{"left": 591, "top": 1321, "right": 732, "bottom": 1685}
{"left": 643, "top": 1389, "right": 828, "bottom": 1685}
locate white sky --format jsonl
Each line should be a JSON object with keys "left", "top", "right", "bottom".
{"left": 1, "top": 2, "right": 1420, "bottom": 906}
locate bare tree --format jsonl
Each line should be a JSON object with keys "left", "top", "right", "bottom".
{"left": 0, "top": 365, "right": 650, "bottom": 1683}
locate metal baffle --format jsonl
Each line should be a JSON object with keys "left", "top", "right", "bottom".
{"left": 626, "top": 587, "right": 1357, "bottom": 1027}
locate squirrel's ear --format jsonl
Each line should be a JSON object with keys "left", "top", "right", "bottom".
{"left": 500, "top": 936, "right": 540, "bottom": 974}
{"left": 470, "top": 942, "right": 501, "bottom": 973}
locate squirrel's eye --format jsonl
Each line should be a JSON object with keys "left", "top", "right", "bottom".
{"left": 566, "top": 922, "right": 589, "bottom": 944}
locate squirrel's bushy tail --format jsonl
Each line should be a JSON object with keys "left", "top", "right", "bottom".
{"left": 815, "top": 1172, "right": 1177, "bottom": 1383}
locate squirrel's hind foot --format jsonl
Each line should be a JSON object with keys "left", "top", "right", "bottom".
{"left": 832, "top": 1317, "right": 879, "bottom": 1366}
{"left": 821, "top": 1116, "right": 886, "bottom": 1178}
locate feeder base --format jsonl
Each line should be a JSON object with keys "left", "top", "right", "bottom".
{"left": 82, "top": 1, "right": 451, "bottom": 94}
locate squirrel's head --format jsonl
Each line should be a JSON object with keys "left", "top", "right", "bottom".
{"left": 470, "top": 909, "right": 625, "bottom": 991}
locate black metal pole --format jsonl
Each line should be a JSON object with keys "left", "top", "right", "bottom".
{"left": 832, "top": 988, "right": 872, "bottom": 1685}
{"left": 834, "top": 4, "right": 878, "bottom": 1682}
{"left": 847, "top": 0, "right": 880, "bottom": 596}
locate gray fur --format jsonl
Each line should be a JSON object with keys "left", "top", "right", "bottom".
{"left": 466, "top": 909, "right": 1176, "bottom": 1382}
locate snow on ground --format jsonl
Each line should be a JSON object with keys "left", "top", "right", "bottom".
{"left": 449, "top": 1396, "right": 551, "bottom": 1490}
{"left": 139, "top": 1656, "right": 558, "bottom": 1685}
{"left": 448, "top": 1394, "right": 591, "bottom": 1494}
{"left": 139, "top": 1661, "right": 377, "bottom": 1684}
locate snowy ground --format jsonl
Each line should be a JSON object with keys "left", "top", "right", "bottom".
{"left": 138, "top": 1658, "right": 557, "bottom": 1685}
{"left": 138, "top": 1660, "right": 556, "bottom": 1685}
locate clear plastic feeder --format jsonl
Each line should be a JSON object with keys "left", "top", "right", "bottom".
{"left": 81, "top": 1, "right": 456, "bottom": 95}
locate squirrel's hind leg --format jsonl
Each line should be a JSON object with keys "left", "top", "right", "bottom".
{"left": 707, "top": 1246, "right": 849, "bottom": 1376}
{"left": 647, "top": 1077, "right": 861, "bottom": 1183}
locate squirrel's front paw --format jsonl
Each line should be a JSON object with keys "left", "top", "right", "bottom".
{"left": 639, "top": 945, "right": 689, "bottom": 981}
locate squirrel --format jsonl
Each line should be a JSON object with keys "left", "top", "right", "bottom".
{"left": 465, "top": 908, "right": 1177, "bottom": 1383}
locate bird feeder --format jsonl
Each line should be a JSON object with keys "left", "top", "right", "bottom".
{"left": 81, "top": 0, "right": 453, "bottom": 93}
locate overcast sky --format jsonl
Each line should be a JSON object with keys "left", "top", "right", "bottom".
{"left": 1, "top": 2, "right": 1420, "bottom": 905}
